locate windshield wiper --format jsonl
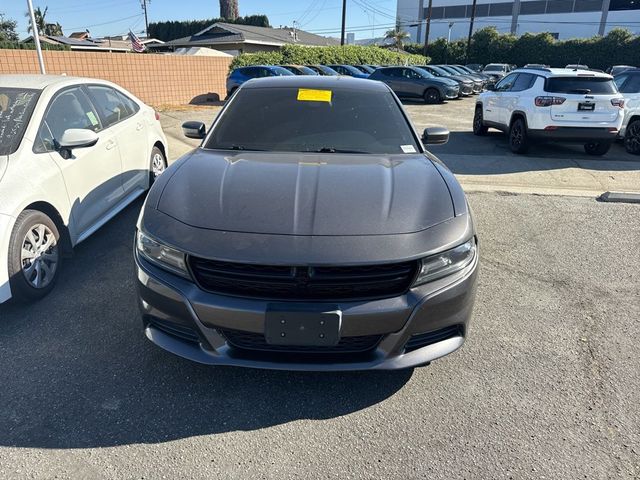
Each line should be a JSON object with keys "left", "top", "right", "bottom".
{"left": 315, "top": 147, "right": 368, "bottom": 154}
{"left": 226, "top": 145, "right": 264, "bottom": 151}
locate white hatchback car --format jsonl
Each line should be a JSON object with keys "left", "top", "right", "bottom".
{"left": 0, "top": 75, "right": 168, "bottom": 303}
{"left": 473, "top": 68, "right": 625, "bottom": 155}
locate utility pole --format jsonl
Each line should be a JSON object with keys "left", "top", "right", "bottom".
{"left": 423, "top": 0, "right": 432, "bottom": 56}
{"left": 26, "top": 0, "right": 45, "bottom": 74}
{"left": 466, "top": 0, "right": 477, "bottom": 63}
{"left": 445, "top": 22, "right": 453, "bottom": 64}
{"left": 141, "top": 0, "right": 150, "bottom": 36}
{"left": 340, "top": 0, "right": 347, "bottom": 46}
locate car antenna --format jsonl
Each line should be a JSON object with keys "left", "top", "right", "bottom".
{"left": 574, "top": 58, "right": 581, "bottom": 71}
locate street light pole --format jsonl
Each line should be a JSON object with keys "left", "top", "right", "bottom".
{"left": 26, "top": 0, "right": 46, "bottom": 74}
{"left": 141, "top": 0, "right": 150, "bottom": 36}
{"left": 445, "top": 22, "right": 454, "bottom": 64}
{"left": 340, "top": 0, "right": 347, "bottom": 46}
{"left": 423, "top": 0, "right": 432, "bottom": 56}
{"left": 466, "top": 0, "right": 477, "bottom": 64}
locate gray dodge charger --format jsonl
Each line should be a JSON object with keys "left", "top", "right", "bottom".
{"left": 135, "top": 76, "right": 478, "bottom": 371}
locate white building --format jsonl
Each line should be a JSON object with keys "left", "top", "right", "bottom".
{"left": 396, "top": 0, "right": 640, "bottom": 42}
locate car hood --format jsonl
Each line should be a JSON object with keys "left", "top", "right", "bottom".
{"left": 447, "top": 74, "right": 473, "bottom": 84}
{"left": 156, "top": 150, "right": 454, "bottom": 236}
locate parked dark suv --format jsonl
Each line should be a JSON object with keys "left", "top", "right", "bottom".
{"left": 369, "top": 66, "right": 460, "bottom": 103}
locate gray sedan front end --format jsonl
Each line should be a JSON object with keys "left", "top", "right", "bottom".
{"left": 134, "top": 77, "right": 478, "bottom": 370}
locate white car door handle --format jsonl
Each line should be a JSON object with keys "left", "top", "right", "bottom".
{"left": 136, "top": 123, "right": 143, "bottom": 131}
{"left": 105, "top": 140, "right": 116, "bottom": 150}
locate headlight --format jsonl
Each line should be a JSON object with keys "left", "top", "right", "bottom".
{"left": 413, "top": 238, "right": 476, "bottom": 286}
{"left": 136, "top": 229, "right": 190, "bottom": 278}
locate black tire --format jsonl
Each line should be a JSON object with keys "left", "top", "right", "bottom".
{"left": 424, "top": 88, "right": 441, "bottom": 104}
{"left": 7, "top": 210, "right": 61, "bottom": 302}
{"left": 473, "top": 107, "right": 488, "bottom": 136}
{"left": 508, "top": 117, "right": 530, "bottom": 154}
{"left": 584, "top": 141, "right": 612, "bottom": 156}
{"left": 149, "top": 146, "right": 167, "bottom": 186}
{"left": 624, "top": 120, "right": 640, "bottom": 155}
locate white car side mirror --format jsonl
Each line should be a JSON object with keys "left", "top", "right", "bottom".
{"left": 57, "top": 129, "right": 99, "bottom": 151}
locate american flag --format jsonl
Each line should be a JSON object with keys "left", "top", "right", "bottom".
{"left": 129, "top": 30, "right": 146, "bottom": 53}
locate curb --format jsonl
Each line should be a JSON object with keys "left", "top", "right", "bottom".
{"left": 598, "top": 191, "right": 640, "bottom": 204}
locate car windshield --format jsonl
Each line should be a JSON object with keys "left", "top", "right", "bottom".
{"left": 413, "top": 68, "right": 434, "bottom": 78}
{"left": 545, "top": 77, "right": 617, "bottom": 94}
{"left": 270, "top": 67, "right": 295, "bottom": 76}
{"left": 0, "top": 87, "right": 41, "bottom": 156}
{"left": 484, "top": 65, "right": 504, "bottom": 72}
{"left": 439, "top": 66, "right": 458, "bottom": 74}
{"left": 426, "top": 65, "right": 449, "bottom": 76}
{"left": 206, "top": 86, "right": 420, "bottom": 155}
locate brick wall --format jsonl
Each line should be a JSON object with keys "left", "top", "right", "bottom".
{"left": 0, "top": 50, "right": 232, "bottom": 106}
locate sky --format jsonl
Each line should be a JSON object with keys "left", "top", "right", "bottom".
{"left": 3, "top": 0, "right": 409, "bottom": 40}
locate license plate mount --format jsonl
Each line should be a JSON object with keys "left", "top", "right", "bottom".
{"left": 578, "top": 102, "right": 595, "bottom": 111}
{"left": 265, "top": 305, "right": 341, "bottom": 346}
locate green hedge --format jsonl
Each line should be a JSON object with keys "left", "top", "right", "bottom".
{"left": 405, "top": 27, "right": 640, "bottom": 70}
{"left": 230, "top": 44, "right": 429, "bottom": 70}
{"left": 0, "top": 41, "right": 69, "bottom": 51}
{"left": 148, "top": 15, "right": 270, "bottom": 41}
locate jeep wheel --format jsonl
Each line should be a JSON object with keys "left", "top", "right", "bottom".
{"left": 508, "top": 118, "right": 529, "bottom": 154}
{"left": 584, "top": 141, "right": 612, "bottom": 156}
{"left": 624, "top": 120, "right": 640, "bottom": 155}
{"left": 473, "top": 107, "right": 488, "bottom": 136}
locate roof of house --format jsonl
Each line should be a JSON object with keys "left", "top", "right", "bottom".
{"left": 69, "top": 31, "right": 90, "bottom": 39}
{"left": 23, "top": 35, "right": 131, "bottom": 51}
{"left": 159, "top": 22, "right": 338, "bottom": 49}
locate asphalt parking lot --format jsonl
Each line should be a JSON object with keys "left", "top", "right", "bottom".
{"left": 1, "top": 98, "right": 639, "bottom": 479}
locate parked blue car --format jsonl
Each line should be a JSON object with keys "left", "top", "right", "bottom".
{"left": 226, "top": 65, "right": 294, "bottom": 97}
{"left": 305, "top": 65, "right": 341, "bottom": 76}
{"left": 328, "top": 64, "right": 370, "bottom": 79}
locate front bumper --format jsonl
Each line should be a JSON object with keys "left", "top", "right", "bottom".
{"left": 528, "top": 127, "right": 619, "bottom": 142}
{"left": 445, "top": 88, "right": 460, "bottom": 99}
{"left": 135, "top": 247, "right": 479, "bottom": 371}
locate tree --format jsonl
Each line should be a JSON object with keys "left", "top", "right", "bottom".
{"left": 0, "top": 13, "right": 19, "bottom": 42}
{"left": 384, "top": 23, "right": 410, "bottom": 50}
{"left": 24, "top": 6, "right": 63, "bottom": 36}
{"left": 219, "top": 0, "right": 239, "bottom": 20}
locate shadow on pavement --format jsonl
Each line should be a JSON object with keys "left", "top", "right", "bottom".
{"left": 0, "top": 199, "right": 412, "bottom": 449}
{"left": 429, "top": 132, "right": 640, "bottom": 175}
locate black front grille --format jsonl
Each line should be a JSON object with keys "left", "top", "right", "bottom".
{"left": 189, "top": 258, "right": 418, "bottom": 301}
{"left": 404, "top": 325, "right": 463, "bottom": 352}
{"left": 219, "top": 328, "right": 382, "bottom": 354}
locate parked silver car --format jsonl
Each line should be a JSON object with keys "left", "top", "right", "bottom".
{"left": 135, "top": 76, "right": 478, "bottom": 371}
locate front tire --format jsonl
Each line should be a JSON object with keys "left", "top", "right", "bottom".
{"left": 509, "top": 118, "right": 530, "bottom": 154}
{"left": 7, "top": 210, "right": 61, "bottom": 302}
{"left": 473, "top": 107, "right": 488, "bottom": 136}
{"left": 624, "top": 120, "right": 640, "bottom": 154}
{"left": 149, "top": 146, "right": 167, "bottom": 186}
{"left": 584, "top": 141, "right": 611, "bottom": 156}
{"left": 424, "top": 88, "right": 441, "bottom": 104}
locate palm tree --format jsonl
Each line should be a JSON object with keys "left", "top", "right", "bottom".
{"left": 25, "top": 6, "right": 63, "bottom": 36}
{"left": 384, "top": 23, "right": 410, "bottom": 50}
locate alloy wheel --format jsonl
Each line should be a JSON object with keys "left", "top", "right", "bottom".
{"left": 625, "top": 122, "right": 640, "bottom": 154}
{"left": 152, "top": 152, "right": 166, "bottom": 178}
{"left": 20, "top": 224, "right": 59, "bottom": 289}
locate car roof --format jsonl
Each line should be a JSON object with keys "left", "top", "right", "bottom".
{"left": 0, "top": 74, "right": 103, "bottom": 90}
{"left": 512, "top": 67, "right": 613, "bottom": 78}
{"left": 240, "top": 75, "right": 389, "bottom": 92}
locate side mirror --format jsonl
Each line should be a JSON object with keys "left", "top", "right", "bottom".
{"left": 182, "top": 121, "right": 206, "bottom": 139}
{"left": 57, "top": 129, "right": 99, "bottom": 151}
{"left": 485, "top": 83, "right": 496, "bottom": 91}
{"left": 422, "top": 127, "right": 449, "bottom": 145}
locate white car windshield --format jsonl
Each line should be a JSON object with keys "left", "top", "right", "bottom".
{"left": 0, "top": 88, "right": 41, "bottom": 156}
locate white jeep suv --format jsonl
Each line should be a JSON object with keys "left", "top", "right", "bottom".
{"left": 613, "top": 68, "right": 640, "bottom": 154}
{"left": 473, "top": 68, "right": 625, "bottom": 155}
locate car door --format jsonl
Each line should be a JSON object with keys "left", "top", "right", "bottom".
{"left": 33, "top": 86, "right": 124, "bottom": 239}
{"left": 384, "top": 68, "right": 406, "bottom": 96}
{"left": 618, "top": 73, "right": 640, "bottom": 130}
{"left": 87, "top": 85, "right": 148, "bottom": 194}
{"left": 501, "top": 73, "right": 536, "bottom": 124}
{"left": 402, "top": 68, "right": 423, "bottom": 97}
{"left": 486, "top": 73, "right": 517, "bottom": 125}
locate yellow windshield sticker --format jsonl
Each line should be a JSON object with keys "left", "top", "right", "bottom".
{"left": 86, "top": 111, "right": 99, "bottom": 126}
{"left": 297, "top": 88, "right": 332, "bottom": 103}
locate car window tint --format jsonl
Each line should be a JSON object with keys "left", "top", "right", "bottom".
{"left": 88, "top": 85, "right": 133, "bottom": 128}
{"left": 511, "top": 73, "right": 536, "bottom": 92}
{"left": 0, "top": 87, "right": 40, "bottom": 156}
{"left": 206, "top": 87, "right": 419, "bottom": 155}
{"left": 35, "top": 87, "right": 101, "bottom": 153}
{"left": 621, "top": 74, "right": 640, "bottom": 93}
{"left": 614, "top": 74, "right": 628, "bottom": 88}
{"left": 495, "top": 73, "right": 518, "bottom": 91}
{"left": 116, "top": 90, "right": 140, "bottom": 115}
{"left": 545, "top": 77, "right": 617, "bottom": 94}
